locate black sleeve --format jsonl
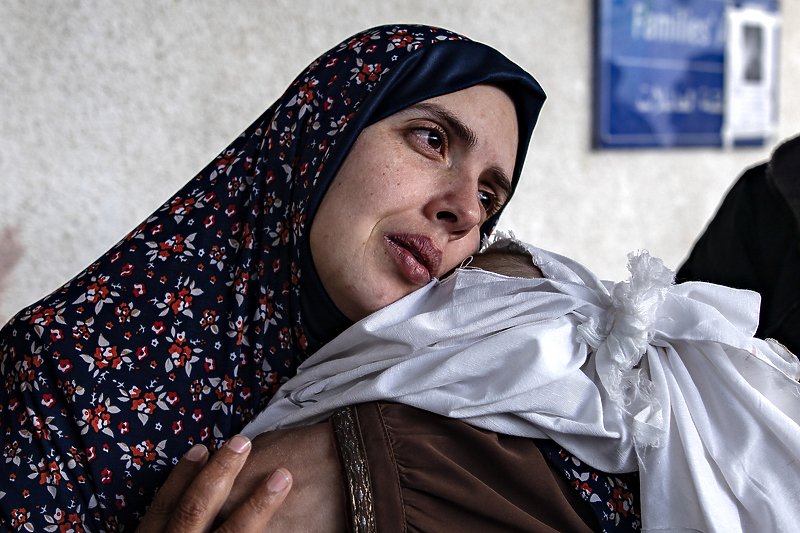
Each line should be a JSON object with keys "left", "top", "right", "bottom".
{"left": 677, "top": 161, "right": 800, "bottom": 354}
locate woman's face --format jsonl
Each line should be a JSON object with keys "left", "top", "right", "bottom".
{"left": 310, "top": 84, "right": 519, "bottom": 321}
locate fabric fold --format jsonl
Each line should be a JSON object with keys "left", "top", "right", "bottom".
{"left": 243, "top": 237, "right": 800, "bottom": 533}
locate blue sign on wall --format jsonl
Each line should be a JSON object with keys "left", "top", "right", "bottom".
{"left": 595, "top": 0, "right": 779, "bottom": 148}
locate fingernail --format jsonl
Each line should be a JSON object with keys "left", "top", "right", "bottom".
{"left": 184, "top": 444, "right": 207, "bottom": 462}
{"left": 267, "top": 469, "right": 290, "bottom": 493}
{"left": 226, "top": 434, "right": 251, "bottom": 454}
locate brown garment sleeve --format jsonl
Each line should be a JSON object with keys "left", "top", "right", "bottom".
{"left": 332, "top": 402, "right": 599, "bottom": 533}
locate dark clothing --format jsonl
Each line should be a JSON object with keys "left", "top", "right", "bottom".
{"left": 332, "top": 403, "right": 641, "bottom": 533}
{"left": 678, "top": 135, "right": 800, "bottom": 355}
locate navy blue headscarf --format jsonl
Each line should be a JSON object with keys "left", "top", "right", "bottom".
{"left": 0, "top": 25, "right": 544, "bottom": 531}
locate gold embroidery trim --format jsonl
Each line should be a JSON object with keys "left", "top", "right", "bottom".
{"left": 332, "top": 407, "right": 376, "bottom": 533}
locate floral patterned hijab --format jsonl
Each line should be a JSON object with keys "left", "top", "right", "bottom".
{"left": 0, "top": 25, "right": 544, "bottom": 531}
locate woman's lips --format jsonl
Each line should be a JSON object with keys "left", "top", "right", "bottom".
{"left": 384, "top": 234, "right": 443, "bottom": 285}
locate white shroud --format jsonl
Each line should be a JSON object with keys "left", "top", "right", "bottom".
{"left": 243, "top": 238, "right": 800, "bottom": 533}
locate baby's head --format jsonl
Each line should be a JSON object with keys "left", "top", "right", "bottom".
{"left": 468, "top": 248, "right": 543, "bottom": 279}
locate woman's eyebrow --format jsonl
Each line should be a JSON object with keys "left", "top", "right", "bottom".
{"left": 410, "top": 103, "right": 478, "bottom": 148}
{"left": 408, "top": 102, "right": 514, "bottom": 196}
{"left": 489, "top": 165, "right": 514, "bottom": 200}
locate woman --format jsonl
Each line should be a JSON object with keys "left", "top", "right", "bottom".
{"left": 0, "top": 25, "right": 545, "bottom": 531}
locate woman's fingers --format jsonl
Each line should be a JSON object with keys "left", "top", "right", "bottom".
{"left": 136, "top": 435, "right": 260, "bottom": 533}
{"left": 166, "top": 435, "right": 252, "bottom": 532}
{"left": 216, "top": 424, "right": 346, "bottom": 532}
{"left": 136, "top": 444, "right": 210, "bottom": 533}
{"left": 214, "top": 468, "right": 293, "bottom": 533}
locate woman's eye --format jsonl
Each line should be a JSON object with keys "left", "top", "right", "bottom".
{"left": 478, "top": 190, "right": 498, "bottom": 214}
{"left": 424, "top": 130, "right": 443, "bottom": 151}
{"left": 411, "top": 128, "right": 445, "bottom": 153}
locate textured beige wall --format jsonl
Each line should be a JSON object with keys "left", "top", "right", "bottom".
{"left": 1, "top": 1, "right": 799, "bottom": 325}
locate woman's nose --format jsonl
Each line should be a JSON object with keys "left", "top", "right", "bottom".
{"left": 427, "top": 176, "right": 483, "bottom": 237}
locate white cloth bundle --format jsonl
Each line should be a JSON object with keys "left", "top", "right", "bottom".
{"left": 243, "top": 238, "right": 800, "bottom": 533}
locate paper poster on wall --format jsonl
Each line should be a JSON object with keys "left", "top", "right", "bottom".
{"left": 595, "top": 0, "right": 779, "bottom": 149}
{"left": 722, "top": 6, "right": 780, "bottom": 146}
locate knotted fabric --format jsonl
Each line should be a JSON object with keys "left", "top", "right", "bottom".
{"left": 245, "top": 237, "right": 800, "bottom": 533}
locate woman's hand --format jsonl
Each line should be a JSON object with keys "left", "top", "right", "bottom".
{"left": 216, "top": 423, "right": 347, "bottom": 533}
{"left": 136, "top": 434, "right": 292, "bottom": 533}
